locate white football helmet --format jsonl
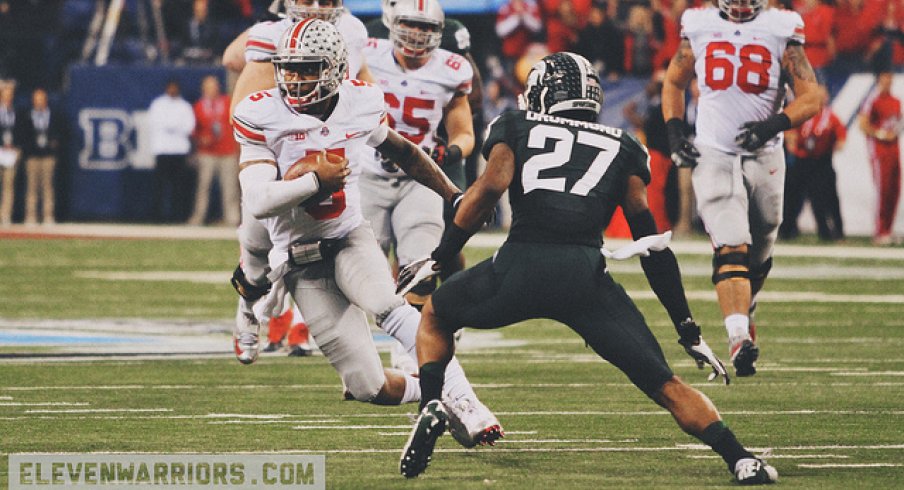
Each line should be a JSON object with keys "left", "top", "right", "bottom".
{"left": 389, "top": 0, "right": 444, "bottom": 59}
{"left": 381, "top": 0, "right": 396, "bottom": 27}
{"left": 718, "top": 0, "right": 766, "bottom": 22}
{"left": 273, "top": 19, "right": 348, "bottom": 114}
{"left": 284, "top": 0, "right": 344, "bottom": 24}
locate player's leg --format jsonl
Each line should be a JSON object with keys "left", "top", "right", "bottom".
{"left": 285, "top": 302, "right": 312, "bottom": 356}
{"left": 287, "top": 267, "right": 417, "bottom": 405}
{"left": 231, "top": 210, "right": 273, "bottom": 364}
{"left": 336, "top": 223, "right": 501, "bottom": 444}
{"left": 693, "top": 147, "right": 757, "bottom": 376}
{"left": 188, "top": 153, "right": 214, "bottom": 225}
{"left": 744, "top": 150, "right": 785, "bottom": 366}
{"left": 392, "top": 179, "right": 444, "bottom": 308}
{"left": 561, "top": 273, "right": 776, "bottom": 484}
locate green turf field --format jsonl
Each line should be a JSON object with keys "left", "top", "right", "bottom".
{"left": 1, "top": 234, "right": 903, "bottom": 488}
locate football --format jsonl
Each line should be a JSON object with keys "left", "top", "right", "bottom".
{"left": 284, "top": 151, "right": 346, "bottom": 204}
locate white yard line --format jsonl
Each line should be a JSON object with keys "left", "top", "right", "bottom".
{"left": 23, "top": 408, "right": 173, "bottom": 414}
{"left": 0, "top": 402, "right": 89, "bottom": 407}
{"left": 798, "top": 463, "right": 904, "bottom": 468}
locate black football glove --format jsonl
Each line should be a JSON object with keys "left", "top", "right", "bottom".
{"left": 735, "top": 113, "right": 792, "bottom": 152}
{"left": 666, "top": 118, "right": 700, "bottom": 168}
{"left": 430, "top": 143, "right": 463, "bottom": 168}
{"left": 677, "top": 318, "right": 730, "bottom": 385}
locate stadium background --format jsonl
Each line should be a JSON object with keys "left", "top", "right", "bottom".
{"left": 0, "top": 0, "right": 901, "bottom": 236}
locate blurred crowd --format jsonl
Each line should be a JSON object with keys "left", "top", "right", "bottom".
{"left": 0, "top": 0, "right": 903, "bottom": 243}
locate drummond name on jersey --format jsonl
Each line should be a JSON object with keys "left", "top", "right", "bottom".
{"left": 525, "top": 111, "right": 622, "bottom": 137}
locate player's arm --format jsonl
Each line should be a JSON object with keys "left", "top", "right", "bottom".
{"left": 370, "top": 126, "right": 461, "bottom": 202}
{"left": 235, "top": 111, "right": 350, "bottom": 218}
{"left": 230, "top": 62, "right": 275, "bottom": 115}
{"left": 622, "top": 175, "right": 729, "bottom": 384}
{"left": 464, "top": 52, "right": 484, "bottom": 115}
{"left": 661, "top": 40, "right": 700, "bottom": 167}
{"left": 223, "top": 30, "right": 250, "bottom": 73}
{"left": 737, "top": 43, "right": 823, "bottom": 151}
{"left": 780, "top": 43, "right": 823, "bottom": 126}
{"left": 441, "top": 93, "right": 475, "bottom": 161}
{"left": 431, "top": 141, "right": 513, "bottom": 265}
{"left": 661, "top": 39, "right": 695, "bottom": 123}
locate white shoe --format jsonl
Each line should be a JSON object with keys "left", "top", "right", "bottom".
{"left": 442, "top": 394, "right": 504, "bottom": 448}
{"left": 233, "top": 298, "right": 260, "bottom": 365}
{"left": 734, "top": 458, "right": 778, "bottom": 485}
{"left": 390, "top": 341, "right": 418, "bottom": 376}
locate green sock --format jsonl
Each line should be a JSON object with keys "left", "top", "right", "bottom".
{"left": 698, "top": 421, "right": 755, "bottom": 471}
{"left": 418, "top": 361, "right": 446, "bottom": 411}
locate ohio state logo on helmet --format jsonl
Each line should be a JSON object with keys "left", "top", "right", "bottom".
{"left": 272, "top": 18, "right": 349, "bottom": 114}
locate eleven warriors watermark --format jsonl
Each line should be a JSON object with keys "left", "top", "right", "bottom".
{"left": 9, "top": 454, "right": 325, "bottom": 489}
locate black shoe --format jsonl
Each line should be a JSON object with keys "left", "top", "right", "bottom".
{"left": 731, "top": 339, "right": 760, "bottom": 377}
{"left": 400, "top": 400, "right": 447, "bottom": 478}
{"left": 262, "top": 340, "right": 284, "bottom": 353}
{"left": 287, "top": 345, "right": 312, "bottom": 357}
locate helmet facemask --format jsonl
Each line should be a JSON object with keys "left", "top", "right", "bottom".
{"left": 284, "top": 0, "right": 344, "bottom": 24}
{"left": 273, "top": 19, "right": 349, "bottom": 114}
{"left": 390, "top": 18, "right": 442, "bottom": 58}
{"left": 718, "top": 0, "right": 765, "bottom": 22}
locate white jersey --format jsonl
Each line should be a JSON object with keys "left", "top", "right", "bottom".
{"left": 244, "top": 12, "right": 367, "bottom": 77}
{"left": 682, "top": 7, "right": 804, "bottom": 154}
{"left": 232, "top": 80, "right": 387, "bottom": 254}
{"left": 362, "top": 38, "right": 473, "bottom": 178}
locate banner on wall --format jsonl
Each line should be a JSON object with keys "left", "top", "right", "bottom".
{"left": 66, "top": 64, "right": 223, "bottom": 221}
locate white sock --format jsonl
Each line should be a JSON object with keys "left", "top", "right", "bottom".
{"left": 725, "top": 313, "right": 750, "bottom": 341}
{"left": 380, "top": 305, "right": 477, "bottom": 403}
{"left": 401, "top": 372, "right": 420, "bottom": 404}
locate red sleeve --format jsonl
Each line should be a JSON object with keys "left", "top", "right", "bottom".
{"left": 831, "top": 113, "right": 846, "bottom": 141}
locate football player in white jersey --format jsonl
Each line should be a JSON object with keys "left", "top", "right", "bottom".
{"left": 360, "top": 0, "right": 475, "bottom": 310}
{"left": 661, "top": 0, "right": 822, "bottom": 378}
{"left": 233, "top": 18, "right": 503, "bottom": 447}
{"left": 223, "top": 0, "right": 373, "bottom": 356}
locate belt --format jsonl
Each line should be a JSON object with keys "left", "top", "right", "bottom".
{"left": 288, "top": 237, "right": 349, "bottom": 266}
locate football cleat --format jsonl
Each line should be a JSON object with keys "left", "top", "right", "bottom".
{"left": 734, "top": 458, "right": 778, "bottom": 485}
{"left": 287, "top": 344, "right": 313, "bottom": 357}
{"left": 262, "top": 340, "right": 284, "bottom": 353}
{"left": 234, "top": 299, "right": 261, "bottom": 365}
{"left": 400, "top": 400, "right": 448, "bottom": 478}
{"left": 730, "top": 338, "right": 760, "bottom": 377}
{"left": 443, "top": 394, "right": 504, "bottom": 448}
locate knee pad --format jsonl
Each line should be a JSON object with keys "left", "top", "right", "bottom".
{"left": 230, "top": 264, "right": 271, "bottom": 301}
{"left": 750, "top": 256, "right": 773, "bottom": 283}
{"left": 343, "top": 368, "right": 386, "bottom": 403}
{"left": 712, "top": 247, "right": 750, "bottom": 285}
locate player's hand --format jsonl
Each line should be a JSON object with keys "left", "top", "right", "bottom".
{"left": 312, "top": 152, "right": 350, "bottom": 194}
{"left": 666, "top": 118, "right": 700, "bottom": 168}
{"left": 430, "top": 143, "right": 463, "bottom": 167}
{"left": 677, "top": 319, "right": 730, "bottom": 385}
{"left": 735, "top": 113, "right": 792, "bottom": 152}
{"left": 396, "top": 256, "right": 441, "bottom": 296}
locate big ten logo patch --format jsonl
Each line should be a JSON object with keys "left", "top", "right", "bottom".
{"left": 78, "top": 109, "right": 156, "bottom": 171}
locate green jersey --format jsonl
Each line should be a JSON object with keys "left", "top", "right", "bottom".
{"left": 483, "top": 110, "right": 651, "bottom": 247}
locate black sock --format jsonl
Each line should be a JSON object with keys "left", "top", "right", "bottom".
{"left": 698, "top": 421, "right": 755, "bottom": 471}
{"left": 418, "top": 361, "right": 446, "bottom": 411}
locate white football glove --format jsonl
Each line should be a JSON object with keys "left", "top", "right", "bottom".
{"left": 601, "top": 231, "right": 672, "bottom": 260}
{"left": 677, "top": 319, "right": 730, "bottom": 385}
{"left": 396, "top": 257, "right": 440, "bottom": 296}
